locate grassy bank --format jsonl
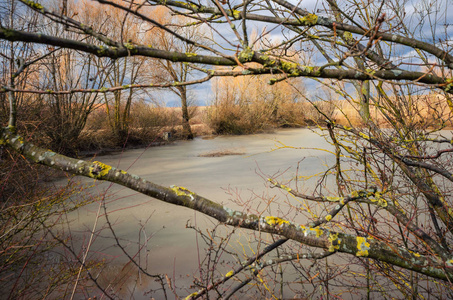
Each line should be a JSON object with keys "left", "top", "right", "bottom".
{"left": 78, "top": 93, "right": 453, "bottom": 156}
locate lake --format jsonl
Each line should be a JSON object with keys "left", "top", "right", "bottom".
{"left": 66, "top": 128, "right": 337, "bottom": 299}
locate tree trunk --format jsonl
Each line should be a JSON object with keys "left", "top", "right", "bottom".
{"left": 180, "top": 87, "right": 193, "bottom": 139}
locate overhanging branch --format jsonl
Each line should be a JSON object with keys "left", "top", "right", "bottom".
{"left": 1, "top": 127, "right": 452, "bottom": 281}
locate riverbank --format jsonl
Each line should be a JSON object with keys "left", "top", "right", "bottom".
{"left": 77, "top": 94, "right": 453, "bottom": 157}
{"left": 77, "top": 104, "right": 309, "bottom": 157}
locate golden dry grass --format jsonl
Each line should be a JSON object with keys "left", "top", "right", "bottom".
{"left": 330, "top": 93, "right": 453, "bottom": 128}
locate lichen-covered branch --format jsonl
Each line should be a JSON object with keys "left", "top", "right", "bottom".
{"left": 1, "top": 127, "right": 452, "bottom": 281}
{"left": 0, "top": 27, "right": 236, "bottom": 65}
{"left": 0, "top": 74, "right": 213, "bottom": 95}
{"left": 145, "top": 0, "right": 453, "bottom": 68}
{"left": 1, "top": 22, "right": 453, "bottom": 95}
{"left": 209, "top": 65, "right": 452, "bottom": 94}
{"left": 335, "top": 125, "right": 453, "bottom": 235}
{"left": 271, "top": 179, "right": 450, "bottom": 260}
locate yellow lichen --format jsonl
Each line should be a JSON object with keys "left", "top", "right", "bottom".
{"left": 225, "top": 270, "right": 234, "bottom": 277}
{"left": 328, "top": 233, "right": 341, "bottom": 252}
{"left": 89, "top": 161, "right": 112, "bottom": 179}
{"left": 265, "top": 216, "right": 290, "bottom": 226}
{"left": 185, "top": 52, "right": 197, "bottom": 57}
{"left": 267, "top": 178, "right": 292, "bottom": 192}
{"left": 325, "top": 196, "right": 343, "bottom": 202}
{"left": 231, "top": 9, "right": 241, "bottom": 19}
{"left": 302, "top": 65, "right": 315, "bottom": 73}
{"left": 124, "top": 43, "right": 135, "bottom": 50}
{"left": 187, "top": 2, "right": 198, "bottom": 10}
{"left": 239, "top": 47, "right": 254, "bottom": 62}
{"left": 305, "top": 227, "right": 324, "bottom": 237}
{"left": 343, "top": 31, "right": 354, "bottom": 41}
{"left": 299, "top": 14, "right": 318, "bottom": 26}
{"left": 278, "top": 183, "right": 292, "bottom": 192}
{"left": 325, "top": 215, "right": 332, "bottom": 221}
{"left": 26, "top": 0, "right": 43, "bottom": 10}
{"left": 356, "top": 237, "right": 371, "bottom": 257}
{"left": 370, "top": 192, "right": 387, "bottom": 207}
{"left": 171, "top": 186, "right": 196, "bottom": 200}
{"left": 184, "top": 292, "right": 198, "bottom": 300}
{"left": 408, "top": 250, "right": 421, "bottom": 258}
{"left": 358, "top": 132, "right": 370, "bottom": 140}
{"left": 366, "top": 68, "right": 376, "bottom": 76}
{"left": 281, "top": 61, "right": 300, "bottom": 75}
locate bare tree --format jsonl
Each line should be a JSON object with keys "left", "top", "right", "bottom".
{"left": 85, "top": 0, "right": 152, "bottom": 145}
{"left": 147, "top": 6, "right": 211, "bottom": 139}
{"left": 1, "top": 0, "right": 453, "bottom": 298}
{"left": 37, "top": 48, "right": 106, "bottom": 154}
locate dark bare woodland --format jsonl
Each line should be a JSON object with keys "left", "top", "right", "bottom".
{"left": 1, "top": 0, "right": 453, "bottom": 298}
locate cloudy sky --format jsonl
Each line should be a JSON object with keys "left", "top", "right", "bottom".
{"left": 158, "top": 0, "right": 453, "bottom": 106}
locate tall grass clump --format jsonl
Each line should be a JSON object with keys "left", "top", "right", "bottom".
{"left": 207, "top": 72, "right": 308, "bottom": 134}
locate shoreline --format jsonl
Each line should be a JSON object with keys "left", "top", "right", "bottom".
{"left": 77, "top": 122, "right": 453, "bottom": 159}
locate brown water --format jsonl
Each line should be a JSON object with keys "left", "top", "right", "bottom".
{"left": 65, "top": 128, "right": 335, "bottom": 299}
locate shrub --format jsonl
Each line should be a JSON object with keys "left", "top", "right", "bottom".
{"left": 0, "top": 150, "right": 99, "bottom": 298}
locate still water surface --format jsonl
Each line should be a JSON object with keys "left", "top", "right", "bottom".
{"left": 68, "top": 128, "right": 334, "bottom": 298}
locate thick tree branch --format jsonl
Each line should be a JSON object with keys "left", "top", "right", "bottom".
{"left": 0, "top": 27, "right": 236, "bottom": 65}
{"left": 1, "top": 127, "right": 452, "bottom": 281}
{"left": 1, "top": 74, "right": 213, "bottom": 94}
{"left": 270, "top": 179, "right": 450, "bottom": 259}
{"left": 1, "top": 27, "right": 452, "bottom": 94}
{"left": 147, "top": 0, "right": 453, "bottom": 69}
